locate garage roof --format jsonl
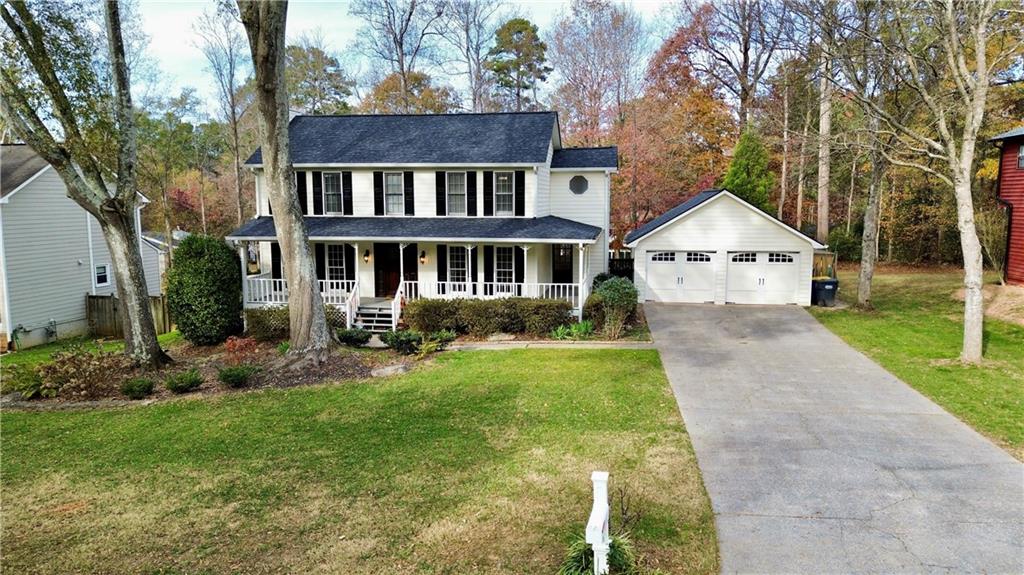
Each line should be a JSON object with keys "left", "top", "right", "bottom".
{"left": 624, "top": 189, "right": 826, "bottom": 248}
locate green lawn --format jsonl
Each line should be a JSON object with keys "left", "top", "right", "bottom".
{"left": 1, "top": 349, "right": 717, "bottom": 574}
{"left": 809, "top": 268, "right": 1024, "bottom": 459}
{"left": 1, "top": 331, "right": 183, "bottom": 370}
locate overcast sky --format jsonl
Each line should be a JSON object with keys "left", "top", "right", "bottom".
{"left": 137, "top": 0, "right": 676, "bottom": 113}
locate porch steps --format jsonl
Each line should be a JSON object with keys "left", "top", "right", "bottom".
{"left": 354, "top": 304, "right": 394, "bottom": 333}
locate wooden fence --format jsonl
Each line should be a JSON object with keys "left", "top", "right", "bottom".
{"left": 86, "top": 294, "right": 172, "bottom": 338}
{"left": 813, "top": 252, "right": 837, "bottom": 278}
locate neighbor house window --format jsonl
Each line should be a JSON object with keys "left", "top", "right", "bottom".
{"left": 95, "top": 264, "right": 110, "bottom": 286}
{"left": 327, "top": 244, "right": 346, "bottom": 281}
{"left": 495, "top": 246, "right": 514, "bottom": 283}
{"left": 323, "top": 172, "right": 342, "bottom": 213}
{"left": 385, "top": 172, "right": 404, "bottom": 215}
{"left": 494, "top": 171, "right": 514, "bottom": 216}
{"left": 1018, "top": 144, "right": 1024, "bottom": 169}
{"left": 447, "top": 172, "right": 467, "bottom": 215}
{"left": 448, "top": 246, "right": 468, "bottom": 283}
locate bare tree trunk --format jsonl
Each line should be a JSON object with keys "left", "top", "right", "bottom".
{"left": 198, "top": 168, "right": 208, "bottom": 234}
{"left": 238, "top": 0, "right": 331, "bottom": 362}
{"left": 795, "top": 107, "right": 812, "bottom": 229}
{"left": 778, "top": 80, "right": 789, "bottom": 220}
{"left": 816, "top": 55, "right": 832, "bottom": 244}
{"left": 846, "top": 151, "right": 857, "bottom": 234}
{"left": 955, "top": 175, "right": 985, "bottom": 363}
{"left": 233, "top": 122, "right": 243, "bottom": 225}
{"left": 857, "top": 135, "right": 883, "bottom": 308}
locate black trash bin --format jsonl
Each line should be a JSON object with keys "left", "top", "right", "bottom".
{"left": 811, "top": 279, "right": 839, "bottom": 307}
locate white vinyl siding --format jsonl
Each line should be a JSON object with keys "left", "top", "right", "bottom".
{"left": 494, "top": 171, "right": 514, "bottom": 216}
{"left": 447, "top": 172, "right": 466, "bottom": 216}
{"left": 549, "top": 171, "right": 610, "bottom": 287}
{"left": 384, "top": 172, "right": 403, "bottom": 215}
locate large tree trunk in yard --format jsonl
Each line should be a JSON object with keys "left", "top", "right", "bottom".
{"left": 857, "top": 139, "right": 884, "bottom": 308}
{"left": 815, "top": 56, "right": 832, "bottom": 244}
{"left": 238, "top": 0, "right": 332, "bottom": 362}
{"left": 955, "top": 176, "right": 985, "bottom": 363}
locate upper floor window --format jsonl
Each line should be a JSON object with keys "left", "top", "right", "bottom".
{"left": 385, "top": 172, "right": 404, "bottom": 215}
{"left": 495, "top": 171, "right": 514, "bottom": 216}
{"left": 95, "top": 264, "right": 110, "bottom": 287}
{"left": 447, "top": 172, "right": 467, "bottom": 215}
{"left": 1018, "top": 144, "right": 1024, "bottom": 169}
{"left": 323, "top": 172, "right": 342, "bottom": 213}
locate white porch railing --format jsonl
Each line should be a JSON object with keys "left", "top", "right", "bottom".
{"left": 403, "top": 281, "right": 581, "bottom": 308}
{"left": 244, "top": 275, "right": 355, "bottom": 307}
{"left": 390, "top": 282, "right": 405, "bottom": 331}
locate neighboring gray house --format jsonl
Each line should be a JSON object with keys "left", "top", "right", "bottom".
{"left": 0, "top": 144, "right": 162, "bottom": 350}
{"left": 227, "top": 112, "right": 618, "bottom": 330}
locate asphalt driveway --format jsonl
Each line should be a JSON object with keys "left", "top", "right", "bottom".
{"left": 646, "top": 303, "right": 1023, "bottom": 574}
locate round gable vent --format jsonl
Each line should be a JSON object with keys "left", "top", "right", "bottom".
{"left": 570, "top": 175, "right": 589, "bottom": 195}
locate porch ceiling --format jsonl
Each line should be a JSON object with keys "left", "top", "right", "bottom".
{"left": 226, "top": 215, "right": 601, "bottom": 244}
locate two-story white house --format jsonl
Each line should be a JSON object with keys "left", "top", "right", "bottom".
{"left": 225, "top": 112, "right": 617, "bottom": 329}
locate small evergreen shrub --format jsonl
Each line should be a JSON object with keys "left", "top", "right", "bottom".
{"left": 336, "top": 328, "right": 373, "bottom": 347}
{"left": 380, "top": 329, "right": 422, "bottom": 355}
{"left": 416, "top": 329, "right": 457, "bottom": 359}
{"left": 557, "top": 531, "right": 638, "bottom": 575}
{"left": 458, "top": 299, "right": 502, "bottom": 336}
{"left": 166, "top": 235, "right": 242, "bottom": 346}
{"left": 403, "top": 299, "right": 461, "bottom": 333}
{"left": 121, "top": 378, "right": 155, "bottom": 400}
{"left": 217, "top": 365, "right": 259, "bottom": 388}
{"left": 594, "top": 277, "right": 638, "bottom": 340}
{"left": 165, "top": 369, "right": 203, "bottom": 394}
{"left": 592, "top": 272, "right": 614, "bottom": 290}
{"left": 582, "top": 292, "right": 606, "bottom": 330}
{"left": 517, "top": 299, "right": 573, "bottom": 335}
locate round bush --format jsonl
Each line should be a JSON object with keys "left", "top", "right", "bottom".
{"left": 121, "top": 377, "right": 155, "bottom": 400}
{"left": 167, "top": 235, "right": 242, "bottom": 345}
{"left": 165, "top": 369, "right": 203, "bottom": 393}
{"left": 594, "top": 277, "right": 638, "bottom": 340}
{"left": 217, "top": 365, "right": 259, "bottom": 388}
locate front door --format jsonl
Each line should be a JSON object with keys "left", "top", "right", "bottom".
{"left": 552, "top": 244, "right": 573, "bottom": 284}
{"left": 374, "top": 243, "right": 401, "bottom": 297}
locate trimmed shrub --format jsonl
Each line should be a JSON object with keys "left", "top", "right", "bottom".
{"left": 36, "top": 345, "right": 133, "bottom": 400}
{"left": 167, "top": 235, "right": 242, "bottom": 346}
{"left": 517, "top": 299, "right": 573, "bottom": 336}
{"left": 495, "top": 298, "right": 526, "bottom": 333}
{"left": 403, "top": 299, "right": 461, "bottom": 333}
{"left": 337, "top": 328, "right": 372, "bottom": 347}
{"left": 121, "top": 378, "right": 155, "bottom": 400}
{"left": 165, "top": 369, "right": 203, "bottom": 394}
{"left": 244, "top": 305, "right": 346, "bottom": 341}
{"left": 591, "top": 272, "right": 614, "bottom": 291}
{"left": 458, "top": 299, "right": 502, "bottom": 336}
{"left": 582, "top": 292, "right": 606, "bottom": 330}
{"left": 380, "top": 329, "right": 422, "bottom": 355}
{"left": 594, "top": 277, "right": 638, "bottom": 340}
{"left": 217, "top": 365, "right": 259, "bottom": 388}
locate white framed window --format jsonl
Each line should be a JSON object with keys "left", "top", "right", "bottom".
{"left": 494, "top": 171, "right": 514, "bottom": 216}
{"left": 385, "top": 172, "right": 404, "bottom": 215}
{"left": 448, "top": 246, "right": 468, "bottom": 283}
{"left": 768, "top": 252, "right": 794, "bottom": 264}
{"left": 731, "top": 252, "right": 757, "bottom": 263}
{"left": 495, "top": 246, "right": 514, "bottom": 283}
{"left": 686, "top": 252, "right": 712, "bottom": 263}
{"left": 323, "top": 172, "right": 342, "bottom": 213}
{"left": 447, "top": 172, "right": 467, "bottom": 216}
{"left": 650, "top": 252, "right": 676, "bottom": 262}
{"left": 1018, "top": 144, "right": 1024, "bottom": 169}
{"left": 95, "top": 264, "right": 110, "bottom": 286}
{"left": 327, "top": 244, "right": 346, "bottom": 280}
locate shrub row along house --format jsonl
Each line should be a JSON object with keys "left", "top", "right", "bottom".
{"left": 0, "top": 144, "right": 162, "bottom": 350}
{"left": 226, "top": 112, "right": 617, "bottom": 330}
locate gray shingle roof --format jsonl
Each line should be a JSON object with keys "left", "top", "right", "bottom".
{"left": 551, "top": 147, "right": 618, "bottom": 169}
{"left": 624, "top": 189, "right": 723, "bottom": 244}
{"left": 226, "top": 216, "right": 601, "bottom": 242}
{"left": 990, "top": 126, "right": 1024, "bottom": 141}
{"left": 245, "top": 112, "right": 557, "bottom": 166}
{"left": 1, "top": 144, "right": 50, "bottom": 197}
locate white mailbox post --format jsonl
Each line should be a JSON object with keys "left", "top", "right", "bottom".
{"left": 585, "top": 471, "right": 611, "bottom": 575}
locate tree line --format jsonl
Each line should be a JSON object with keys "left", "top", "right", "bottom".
{"left": 2, "top": 0, "right": 1022, "bottom": 366}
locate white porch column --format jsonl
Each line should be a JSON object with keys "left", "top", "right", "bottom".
{"left": 238, "top": 243, "right": 249, "bottom": 329}
{"left": 352, "top": 242, "right": 360, "bottom": 292}
{"left": 577, "top": 243, "right": 587, "bottom": 317}
{"left": 464, "top": 244, "right": 476, "bottom": 295}
{"left": 519, "top": 244, "right": 531, "bottom": 296}
{"left": 399, "top": 242, "right": 407, "bottom": 292}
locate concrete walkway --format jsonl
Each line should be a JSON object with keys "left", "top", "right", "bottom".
{"left": 646, "top": 303, "right": 1023, "bottom": 574}
{"left": 450, "top": 340, "right": 654, "bottom": 351}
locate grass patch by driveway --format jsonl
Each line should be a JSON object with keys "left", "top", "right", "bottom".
{"left": 809, "top": 268, "right": 1024, "bottom": 460}
{"left": 1, "top": 349, "right": 716, "bottom": 574}
{"left": 0, "top": 331, "right": 183, "bottom": 370}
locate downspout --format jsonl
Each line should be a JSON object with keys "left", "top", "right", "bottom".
{"left": 0, "top": 205, "right": 12, "bottom": 346}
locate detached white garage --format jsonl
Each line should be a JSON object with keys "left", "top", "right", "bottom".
{"left": 624, "top": 189, "right": 826, "bottom": 306}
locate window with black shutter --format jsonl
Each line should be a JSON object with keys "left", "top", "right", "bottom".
{"left": 312, "top": 171, "right": 324, "bottom": 215}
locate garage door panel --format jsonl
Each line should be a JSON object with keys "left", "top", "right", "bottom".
{"left": 679, "top": 252, "right": 715, "bottom": 303}
{"left": 645, "top": 251, "right": 678, "bottom": 302}
{"left": 726, "top": 252, "right": 761, "bottom": 304}
{"left": 763, "top": 252, "right": 799, "bottom": 304}
{"left": 726, "top": 251, "right": 800, "bottom": 305}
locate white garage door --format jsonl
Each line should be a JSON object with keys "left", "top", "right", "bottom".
{"left": 726, "top": 252, "right": 800, "bottom": 304}
{"left": 645, "top": 251, "right": 716, "bottom": 303}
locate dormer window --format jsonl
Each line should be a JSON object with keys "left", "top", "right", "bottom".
{"left": 495, "top": 171, "right": 514, "bottom": 216}
{"left": 447, "top": 172, "right": 466, "bottom": 216}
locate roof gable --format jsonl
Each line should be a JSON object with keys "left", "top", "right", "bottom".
{"left": 990, "top": 126, "right": 1024, "bottom": 142}
{"left": 624, "top": 189, "right": 825, "bottom": 248}
{"left": 551, "top": 147, "right": 618, "bottom": 169}
{"left": 246, "top": 112, "right": 558, "bottom": 166}
{"left": 1, "top": 144, "right": 51, "bottom": 199}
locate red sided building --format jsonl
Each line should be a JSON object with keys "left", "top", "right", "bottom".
{"left": 991, "top": 127, "right": 1024, "bottom": 286}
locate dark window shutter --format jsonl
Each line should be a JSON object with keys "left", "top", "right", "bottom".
{"left": 514, "top": 170, "right": 525, "bottom": 217}
{"left": 403, "top": 243, "right": 418, "bottom": 281}
{"left": 373, "top": 171, "right": 384, "bottom": 215}
{"left": 271, "top": 242, "right": 281, "bottom": 279}
{"left": 344, "top": 244, "right": 356, "bottom": 281}
{"left": 484, "top": 245, "right": 494, "bottom": 282}
{"left": 483, "top": 170, "right": 493, "bottom": 216}
{"left": 437, "top": 244, "right": 447, "bottom": 282}
{"left": 470, "top": 245, "right": 479, "bottom": 294}
{"left": 514, "top": 246, "right": 525, "bottom": 283}
{"left": 342, "top": 172, "right": 353, "bottom": 215}
{"left": 404, "top": 171, "right": 415, "bottom": 216}
{"left": 312, "top": 171, "right": 324, "bottom": 215}
{"left": 466, "top": 171, "right": 477, "bottom": 216}
{"left": 435, "top": 171, "right": 446, "bottom": 216}
{"left": 315, "top": 243, "right": 326, "bottom": 280}
{"left": 296, "top": 171, "right": 308, "bottom": 215}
